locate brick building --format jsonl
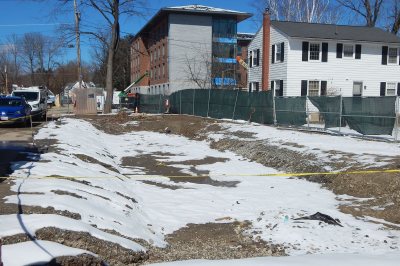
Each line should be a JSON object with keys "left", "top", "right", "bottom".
{"left": 129, "top": 5, "right": 252, "bottom": 95}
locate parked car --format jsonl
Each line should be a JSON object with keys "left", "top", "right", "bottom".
{"left": 47, "top": 90, "right": 55, "bottom": 107}
{"left": 11, "top": 86, "right": 47, "bottom": 120}
{"left": 0, "top": 96, "right": 32, "bottom": 125}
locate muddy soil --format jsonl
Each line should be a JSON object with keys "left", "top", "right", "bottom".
{"left": 144, "top": 221, "right": 285, "bottom": 264}
{"left": 86, "top": 114, "right": 400, "bottom": 225}
{"left": 1, "top": 113, "right": 399, "bottom": 265}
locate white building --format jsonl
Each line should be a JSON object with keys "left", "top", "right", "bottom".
{"left": 248, "top": 13, "right": 400, "bottom": 97}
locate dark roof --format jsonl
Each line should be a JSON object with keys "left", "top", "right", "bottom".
{"left": 135, "top": 5, "right": 252, "bottom": 38}
{"left": 271, "top": 21, "right": 400, "bottom": 44}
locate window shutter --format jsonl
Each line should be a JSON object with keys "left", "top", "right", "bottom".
{"left": 271, "top": 81, "right": 274, "bottom": 91}
{"left": 382, "top": 46, "right": 388, "bottom": 65}
{"left": 301, "top": 80, "right": 308, "bottom": 96}
{"left": 302, "top": 42, "right": 309, "bottom": 61}
{"left": 249, "top": 52, "right": 253, "bottom": 67}
{"left": 397, "top": 83, "right": 400, "bottom": 96}
{"left": 249, "top": 82, "right": 252, "bottom": 92}
{"left": 355, "top": 44, "right": 362, "bottom": 59}
{"left": 281, "top": 42, "right": 285, "bottom": 62}
{"left": 336, "top": 43, "right": 343, "bottom": 58}
{"left": 380, "top": 82, "right": 386, "bottom": 96}
{"left": 321, "top": 81, "right": 327, "bottom": 95}
{"left": 279, "top": 80, "right": 284, "bottom": 96}
{"left": 256, "top": 49, "right": 260, "bottom": 66}
{"left": 322, "top": 43, "right": 328, "bottom": 62}
{"left": 272, "top": 45, "right": 275, "bottom": 64}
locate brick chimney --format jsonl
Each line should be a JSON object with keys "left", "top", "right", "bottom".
{"left": 261, "top": 9, "right": 271, "bottom": 91}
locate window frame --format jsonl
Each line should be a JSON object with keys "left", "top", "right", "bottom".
{"left": 309, "top": 43, "right": 321, "bottom": 61}
{"left": 343, "top": 44, "right": 354, "bottom": 58}
{"left": 308, "top": 80, "right": 320, "bottom": 96}
{"left": 352, "top": 81, "right": 363, "bottom": 96}
{"left": 388, "top": 47, "right": 398, "bottom": 64}
{"left": 252, "top": 49, "right": 259, "bottom": 66}
{"left": 275, "top": 43, "right": 282, "bottom": 62}
{"left": 386, "top": 82, "right": 397, "bottom": 96}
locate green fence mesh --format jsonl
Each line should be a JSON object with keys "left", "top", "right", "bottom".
{"left": 139, "top": 94, "right": 163, "bottom": 114}
{"left": 233, "top": 91, "right": 274, "bottom": 124}
{"left": 169, "top": 89, "right": 273, "bottom": 124}
{"left": 148, "top": 89, "right": 397, "bottom": 137}
{"left": 275, "top": 97, "right": 307, "bottom": 126}
{"left": 342, "top": 97, "right": 396, "bottom": 135}
{"left": 308, "top": 96, "right": 341, "bottom": 128}
{"left": 208, "top": 89, "right": 237, "bottom": 119}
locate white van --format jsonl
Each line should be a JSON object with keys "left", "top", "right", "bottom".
{"left": 12, "top": 86, "right": 48, "bottom": 119}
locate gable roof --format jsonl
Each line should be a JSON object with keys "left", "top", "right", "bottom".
{"left": 271, "top": 21, "right": 400, "bottom": 44}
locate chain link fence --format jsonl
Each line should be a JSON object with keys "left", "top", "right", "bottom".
{"left": 119, "top": 89, "right": 400, "bottom": 142}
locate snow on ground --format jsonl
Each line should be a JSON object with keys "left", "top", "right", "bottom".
{"left": 148, "top": 253, "right": 400, "bottom": 266}
{"left": 2, "top": 240, "right": 94, "bottom": 266}
{"left": 0, "top": 214, "right": 144, "bottom": 251}
{"left": 211, "top": 120, "right": 400, "bottom": 169}
{"left": 2, "top": 118, "right": 400, "bottom": 263}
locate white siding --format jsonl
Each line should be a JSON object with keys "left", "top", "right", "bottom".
{"left": 286, "top": 38, "right": 400, "bottom": 96}
{"left": 270, "top": 27, "right": 289, "bottom": 95}
{"left": 248, "top": 27, "right": 263, "bottom": 89}
{"left": 168, "top": 14, "right": 212, "bottom": 94}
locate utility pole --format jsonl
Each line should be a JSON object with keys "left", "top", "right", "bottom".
{"left": 74, "top": 0, "right": 82, "bottom": 90}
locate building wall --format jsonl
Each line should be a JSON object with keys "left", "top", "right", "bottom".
{"left": 131, "top": 36, "right": 150, "bottom": 88}
{"left": 248, "top": 27, "right": 263, "bottom": 91}
{"left": 287, "top": 38, "right": 400, "bottom": 96}
{"left": 269, "top": 27, "right": 289, "bottom": 95}
{"left": 168, "top": 13, "right": 212, "bottom": 94}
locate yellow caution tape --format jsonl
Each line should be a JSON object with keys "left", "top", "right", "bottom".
{"left": 1, "top": 168, "right": 399, "bottom": 180}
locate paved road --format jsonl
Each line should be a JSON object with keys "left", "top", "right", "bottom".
{"left": 0, "top": 106, "right": 70, "bottom": 177}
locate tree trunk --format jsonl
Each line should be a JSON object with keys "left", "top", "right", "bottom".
{"left": 104, "top": 43, "right": 114, "bottom": 113}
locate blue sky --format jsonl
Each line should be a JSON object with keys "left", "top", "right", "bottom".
{"left": 0, "top": 0, "right": 259, "bottom": 63}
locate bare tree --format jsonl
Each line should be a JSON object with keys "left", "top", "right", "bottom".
{"left": 337, "top": 0, "right": 385, "bottom": 26}
{"left": 21, "top": 33, "right": 39, "bottom": 84}
{"left": 390, "top": 0, "right": 400, "bottom": 34}
{"left": 184, "top": 54, "right": 212, "bottom": 90}
{"left": 6, "top": 34, "right": 21, "bottom": 84}
{"left": 252, "top": 0, "right": 340, "bottom": 27}
{"left": 74, "top": 0, "right": 144, "bottom": 113}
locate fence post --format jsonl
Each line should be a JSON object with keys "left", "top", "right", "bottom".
{"left": 159, "top": 94, "right": 162, "bottom": 114}
{"left": 306, "top": 96, "right": 310, "bottom": 128}
{"left": 339, "top": 94, "right": 343, "bottom": 134}
{"left": 232, "top": 89, "right": 239, "bottom": 120}
{"left": 207, "top": 87, "right": 211, "bottom": 117}
{"left": 192, "top": 89, "right": 195, "bottom": 116}
{"left": 0, "top": 238, "right": 3, "bottom": 266}
{"left": 272, "top": 93, "right": 277, "bottom": 125}
{"left": 179, "top": 90, "right": 182, "bottom": 115}
{"left": 394, "top": 96, "right": 399, "bottom": 142}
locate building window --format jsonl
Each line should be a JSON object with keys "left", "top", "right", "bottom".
{"left": 251, "top": 82, "right": 259, "bottom": 92}
{"left": 353, "top": 81, "right": 363, "bottom": 96}
{"left": 308, "top": 81, "right": 320, "bottom": 96}
{"left": 162, "top": 44, "right": 165, "bottom": 57}
{"left": 388, "top": 48, "right": 398, "bottom": 64}
{"left": 387, "top": 82, "right": 396, "bottom": 96}
{"left": 275, "top": 44, "right": 281, "bottom": 62}
{"left": 150, "top": 51, "right": 153, "bottom": 63}
{"left": 162, "top": 63, "right": 165, "bottom": 78}
{"left": 249, "top": 51, "right": 253, "bottom": 68}
{"left": 309, "top": 43, "right": 320, "bottom": 61}
{"left": 274, "top": 80, "right": 280, "bottom": 96}
{"left": 253, "top": 49, "right": 259, "bottom": 66}
{"left": 343, "top": 44, "right": 354, "bottom": 58}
